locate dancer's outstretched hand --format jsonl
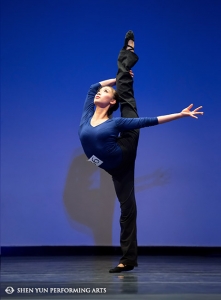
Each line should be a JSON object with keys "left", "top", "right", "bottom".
{"left": 181, "top": 104, "right": 204, "bottom": 119}
{"left": 129, "top": 70, "right": 134, "bottom": 78}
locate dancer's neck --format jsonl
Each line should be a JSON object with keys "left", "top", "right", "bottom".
{"left": 91, "top": 107, "right": 109, "bottom": 126}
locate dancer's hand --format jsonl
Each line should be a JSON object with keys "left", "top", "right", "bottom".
{"left": 181, "top": 104, "right": 204, "bottom": 119}
{"left": 158, "top": 104, "right": 204, "bottom": 124}
{"left": 129, "top": 70, "right": 134, "bottom": 78}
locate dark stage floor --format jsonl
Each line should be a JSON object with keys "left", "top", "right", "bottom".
{"left": 1, "top": 255, "right": 221, "bottom": 299}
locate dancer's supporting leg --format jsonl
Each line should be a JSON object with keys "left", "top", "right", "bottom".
{"left": 110, "top": 33, "right": 140, "bottom": 271}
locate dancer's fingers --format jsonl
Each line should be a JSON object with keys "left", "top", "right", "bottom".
{"left": 193, "top": 106, "right": 203, "bottom": 112}
{"left": 187, "top": 104, "right": 194, "bottom": 110}
{"left": 129, "top": 70, "right": 134, "bottom": 77}
{"left": 194, "top": 112, "right": 204, "bottom": 115}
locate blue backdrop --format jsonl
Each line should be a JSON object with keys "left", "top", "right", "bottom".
{"left": 1, "top": 0, "right": 221, "bottom": 246}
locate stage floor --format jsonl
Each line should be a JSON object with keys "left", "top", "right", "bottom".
{"left": 1, "top": 255, "right": 221, "bottom": 299}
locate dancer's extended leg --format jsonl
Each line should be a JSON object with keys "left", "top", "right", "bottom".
{"left": 116, "top": 34, "right": 139, "bottom": 163}
{"left": 110, "top": 32, "right": 140, "bottom": 272}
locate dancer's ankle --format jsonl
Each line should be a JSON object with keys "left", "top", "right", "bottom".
{"left": 118, "top": 263, "right": 124, "bottom": 267}
{"left": 126, "top": 40, "right": 134, "bottom": 52}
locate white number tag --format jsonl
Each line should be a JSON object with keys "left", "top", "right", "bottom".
{"left": 88, "top": 155, "right": 103, "bottom": 167}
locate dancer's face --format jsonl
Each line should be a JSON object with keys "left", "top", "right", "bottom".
{"left": 94, "top": 87, "right": 116, "bottom": 108}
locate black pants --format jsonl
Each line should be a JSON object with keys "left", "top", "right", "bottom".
{"left": 108, "top": 49, "right": 139, "bottom": 266}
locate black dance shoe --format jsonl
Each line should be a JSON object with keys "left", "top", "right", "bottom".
{"left": 109, "top": 264, "right": 134, "bottom": 273}
{"left": 124, "top": 30, "right": 135, "bottom": 50}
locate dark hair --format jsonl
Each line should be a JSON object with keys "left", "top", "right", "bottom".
{"left": 107, "top": 88, "right": 119, "bottom": 116}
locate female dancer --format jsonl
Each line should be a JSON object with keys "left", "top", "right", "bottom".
{"left": 79, "top": 31, "right": 203, "bottom": 273}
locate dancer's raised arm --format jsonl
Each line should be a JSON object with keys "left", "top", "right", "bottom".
{"left": 157, "top": 104, "right": 203, "bottom": 124}
{"left": 99, "top": 78, "right": 116, "bottom": 87}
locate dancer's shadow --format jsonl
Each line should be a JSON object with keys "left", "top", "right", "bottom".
{"left": 135, "top": 168, "right": 170, "bottom": 192}
{"left": 63, "top": 149, "right": 116, "bottom": 245}
{"left": 63, "top": 149, "right": 171, "bottom": 245}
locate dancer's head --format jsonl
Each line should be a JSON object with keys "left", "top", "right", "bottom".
{"left": 94, "top": 86, "right": 119, "bottom": 116}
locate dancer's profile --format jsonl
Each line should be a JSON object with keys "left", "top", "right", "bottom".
{"left": 78, "top": 30, "right": 203, "bottom": 273}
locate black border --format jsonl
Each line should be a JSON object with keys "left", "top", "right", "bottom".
{"left": 1, "top": 246, "right": 221, "bottom": 256}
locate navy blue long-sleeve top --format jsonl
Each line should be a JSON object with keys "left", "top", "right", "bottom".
{"left": 78, "top": 83, "right": 158, "bottom": 170}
